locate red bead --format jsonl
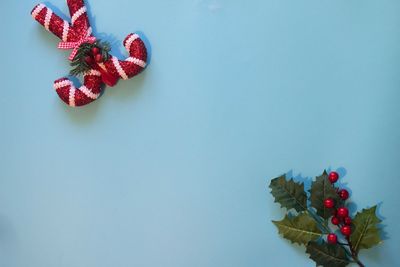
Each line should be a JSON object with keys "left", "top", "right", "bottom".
{"left": 329, "top": 171, "right": 339, "bottom": 183}
{"left": 95, "top": 54, "right": 103, "bottom": 63}
{"left": 327, "top": 233, "right": 337, "bottom": 244}
{"left": 324, "top": 198, "right": 335, "bottom": 209}
{"left": 92, "top": 47, "right": 100, "bottom": 55}
{"left": 84, "top": 56, "right": 93, "bottom": 65}
{"left": 331, "top": 217, "right": 340, "bottom": 225}
{"left": 344, "top": 217, "right": 352, "bottom": 225}
{"left": 337, "top": 207, "right": 349, "bottom": 218}
{"left": 341, "top": 225, "right": 351, "bottom": 236}
{"left": 338, "top": 189, "right": 349, "bottom": 200}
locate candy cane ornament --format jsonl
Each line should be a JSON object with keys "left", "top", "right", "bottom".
{"left": 31, "top": 0, "right": 148, "bottom": 107}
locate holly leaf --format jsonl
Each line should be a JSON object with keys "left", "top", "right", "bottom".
{"left": 306, "top": 241, "right": 350, "bottom": 267}
{"left": 272, "top": 213, "right": 322, "bottom": 245}
{"left": 269, "top": 175, "right": 307, "bottom": 212}
{"left": 350, "top": 206, "right": 382, "bottom": 253}
{"left": 309, "top": 170, "right": 340, "bottom": 219}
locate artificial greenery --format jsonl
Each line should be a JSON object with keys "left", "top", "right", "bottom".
{"left": 350, "top": 206, "right": 382, "bottom": 253}
{"left": 272, "top": 213, "right": 322, "bottom": 245}
{"left": 309, "top": 173, "right": 342, "bottom": 220}
{"left": 269, "top": 170, "right": 383, "bottom": 267}
{"left": 69, "top": 40, "right": 111, "bottom": 76}
{"left": 306, "top": 241, "right": 350, "bottom": 267}
{"left": 270, "top": 175, "right": 307, "bottom": 212}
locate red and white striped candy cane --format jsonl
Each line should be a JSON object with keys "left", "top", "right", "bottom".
{"left": 31, "top": 0, "right": 147, "bottom": 107}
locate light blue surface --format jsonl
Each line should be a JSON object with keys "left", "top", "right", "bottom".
{"left": 0, "top": 0, "right": 399, "bottom": 266}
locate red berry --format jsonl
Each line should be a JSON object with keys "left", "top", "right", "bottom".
{"left": 327, "top": 233, "right": 338, "bottom": 244}
{"left": 337, "top": 207, "right": 349, "bottom": 218}
{"left": 324, "top": 198, "right": 335, "bottom": 209}
{"left": 331, "top": 217, "right": 340, "bottom": 225}
{"left": 344, "top": 217, "right": 352, "bottom": 225}
{"left": 329, "top": 171, "right": 339, "bottom": 183}
{"left": 341, "top": 225, "right": 351, "bottom": 236}
{"left": 338, "top": 189, "right": 349, "bottom": 200}
{"left": 95, "top": 54, "right": 103, "bottom": 63}
{"left": 92, "top": 47, "right": 100, "bottom": 55}
{"left": 84, "top": 56, "right": 93, "bottom": 65}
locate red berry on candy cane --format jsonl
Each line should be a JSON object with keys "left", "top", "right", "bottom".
{"left": 329, "top": 171, "right": 339, "bottom": 183}
{"left": 95, "top": 54, "right": 103, "bottom": 63}
{"left": 92, "top": 47, "right": 100, "bottom": 55}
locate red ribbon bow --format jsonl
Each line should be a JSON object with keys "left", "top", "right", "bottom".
{"left": 58, "top": 33, "right": 96, "bottom": 61}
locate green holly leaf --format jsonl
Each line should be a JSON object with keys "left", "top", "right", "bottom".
{"left": 306, "top": 241, "right": 350, "bottom": 267}
{"left": 269, "top": 175, "right": 307, "bottom": 212}
{"left": 272, "top": 213, "right": 322, "bottom": 245}
{"left": 309, "top": 170, "right": 341, "bottom": 219}
{"left": 350, "top": 206, "right": 382, "bottom": 253}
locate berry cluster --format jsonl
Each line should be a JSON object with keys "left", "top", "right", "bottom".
{"left": 270, "top": 169, "right": 383, "bottom": 267}
{"left": 324, "top": 171, "right": 352, "bottom": 244}
{"left": 85, "top": 46, "right": 105, "bottom": 64}
{"left": 69, "top": 40, "right": 111, "bottom": 76}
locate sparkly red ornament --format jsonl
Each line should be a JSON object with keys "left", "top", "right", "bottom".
{"left": 344, "top": 217, "right": 352, "bottom": 225}
{"left": 341, "top": 225, "right": 352, "bottom": 236}
{"left": 331, "top": 216, "right": 340, "bottom": 225}
{"left": 329, "top": 171, "right": 339, "bottom": 183}
{"left": 327, "top": 233, "right": 338, "bottom": 244}
{"left": 337, "top": 207, "right": 349, "bottom": 218}
{"left": 324, "top": 198, "right": 335, "bottom": 209}
{"left": 31, "top": 0, "right": 148, "bottom": 107}
{"left": 339, "top": 189, "right": 349, "bottom": 200}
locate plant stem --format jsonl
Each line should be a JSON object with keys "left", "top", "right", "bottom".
{"left": 346, "top": 237, "right": 365, "bottom": 267}
{"left": 306, "top": 209, "right": 331, "bottom": 233}
{"left": 306, "top": 209, "right": 354, "bottom": 259}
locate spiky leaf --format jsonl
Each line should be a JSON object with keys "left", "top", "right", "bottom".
{"left": 306, "top": 241, "right": 350, "bottom": 267}
{"left": 309, "top": 170, "right": 341, "bottom": 219}
{"left": 350, "top": 206, "right": 382, "bottom": 253}
{"left": 272, "top": 213, "right": 322, "bottom": 245}
{"left": 269, "top": 175, "right": 307, "bottom": 212}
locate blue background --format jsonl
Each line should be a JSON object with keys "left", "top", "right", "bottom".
{"left": 1, "top": 0, "right": 399, "bottom": 266}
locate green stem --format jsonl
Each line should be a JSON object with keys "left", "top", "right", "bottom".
{"left": 306, "top": 209, "right": 331, "bottom": 233}
{"left": 346, "top": 237, "right": 365, "bottom": 267}
{"left": 306, "top": 209, "right": 354, "bottom": 259}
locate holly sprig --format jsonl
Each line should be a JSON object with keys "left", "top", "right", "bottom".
{"left": 70, "top": 40, "right": 111, "bottom": 76}
{"left": 270, "top": 170, "right": 383, "bottom": 267}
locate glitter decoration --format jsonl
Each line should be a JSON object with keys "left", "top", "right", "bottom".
{"left": 31, "top": 0, "right": 148, "bottom": 107}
